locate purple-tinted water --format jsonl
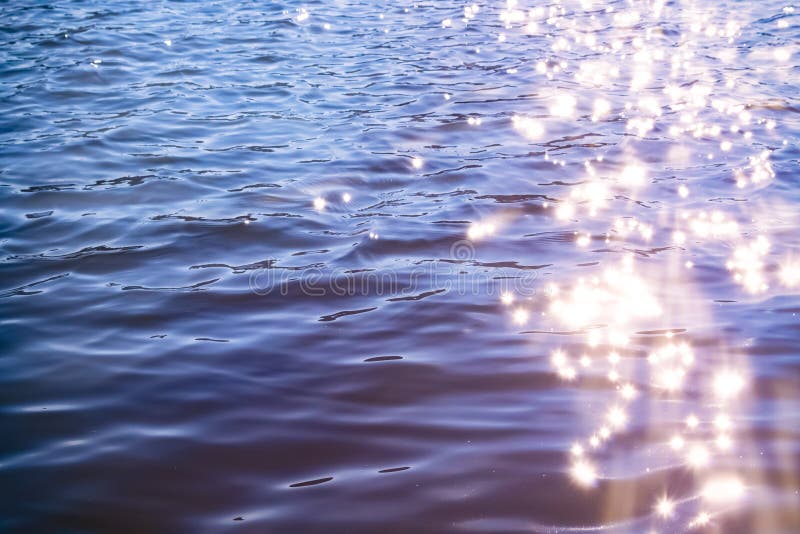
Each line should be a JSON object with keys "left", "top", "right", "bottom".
{"left": 1, "top": 1, "right": 799, "bottom": 532}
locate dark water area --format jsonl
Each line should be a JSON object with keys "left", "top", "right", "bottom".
{"left": 1, "top": 0, "right": 799, "bottom": 532}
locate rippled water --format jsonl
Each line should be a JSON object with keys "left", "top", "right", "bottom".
{"left": 2, "top": 0, "right": 799, "bottom": 532}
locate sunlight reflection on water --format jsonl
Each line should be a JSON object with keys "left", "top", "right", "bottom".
{"left": 1, "top": 0, "right": 798, "bottom": 531}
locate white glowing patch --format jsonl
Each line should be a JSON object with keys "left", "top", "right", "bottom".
{"left": 570, "top": 459, "right": 597, "bottom": 487}
{"left": 467, "top": 221, "right": 496, "bottom": 241}
{"left": 512, "top": 308, "right": 529, "bottom": 325}
{"left": 686, "top": 414, "right": 700, "bottom": 429}
{"left": 736, "top": 150, "right": 774, "bottom": 187}
{"left": 556, "top": 202, "right": 575, "bottom": 220}
{"left": 648, "top": 343, "right": 694, "bottom": 393}
{"left": 773, "top": 47, "right": 791, "bottom": 62}
{"left": 500, "top": 292, "right": 515, "bottom": 306}
{"left": 716, "top": 433, "right": 733, "bottom": 450}
{"left": 559, "top": 366, "right": 577, "bottom": 381}
{"left": 570, "top": 181, "right": 609, "bottom": 217}
{"left": 690, "top": 511, "right": 711, "bottom": 528}
{"left": 411, "top": 157, "right": 424, "bottom": 169}
{"left": 727, "top": 236, "right": 770, "bottom": 293}
{"left": 613, "top": 217, "right": 653, "bottom": 241}
{"left": 687, "top": 444, "right": 710, "bottom": 468}
{"left": 550, "top": 94, "right": 577, "bottom": 118}
{"left": 713, "top": 414, "right": 732, "bottom": 431}
{"left": 548, "top": 257, "right": 661, "bottom": 332}
{"left": 713, "top": 370, "right": 745, "bottom": 400}
{"left": 627, "top": 117, "right": 655, "bottom": 136}
{"left": 536, "top": 61, "right": 547, "bottom": 74}
{"left": 780, "top": 261, "right": 800, "bottom": 287}
{"left": 551, "top": 349, "right": 568, "bottom": 368}
{"left": 677, "top": 210, "right": 739, "bottom": 241}
{"left": 702, "top": 476, "right": 745, "bottom": 504}
{"left": 620, "top": 383, "right": 637, "bottom": 400}
{"left": 512, "top": 115, "right": 544, "bottom": 139}
{"left": 655, "top": 496, "right": 675, "bottom": 518}
{"left": 313, "top": 197, "right": 326, "bottom": 211}
{"left": 550, "top": 348, "right": 577, "bottom": 381}
{"left": 678, "top": 185, "right": 689, "bottom": 198}
{"left": 341, "top": 192, "right": 352, "bottom": 203}
{"left": 620, "top": 165, "right": 647, "bottom": 186}
{"left": 606, "top": 406, "right": 627, "bottom": 429}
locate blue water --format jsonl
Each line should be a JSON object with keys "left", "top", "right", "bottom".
{"left": 1, "top": 0, "right": 799, "bottom": 532}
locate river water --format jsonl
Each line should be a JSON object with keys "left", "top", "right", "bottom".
{"left": 1, "top": 0, "right": 799, "bottom": 532}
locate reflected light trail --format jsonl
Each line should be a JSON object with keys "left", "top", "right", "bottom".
{"left": 478, "top": 0, "right": 792, "bottom": 529}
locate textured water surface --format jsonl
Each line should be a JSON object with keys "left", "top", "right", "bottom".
{"left": 1, "top": 0, "right": 799, "bottom": 532}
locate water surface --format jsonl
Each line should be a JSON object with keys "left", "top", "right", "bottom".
{"left": 1, "top": 1, "right": 799, "bottom": 532}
